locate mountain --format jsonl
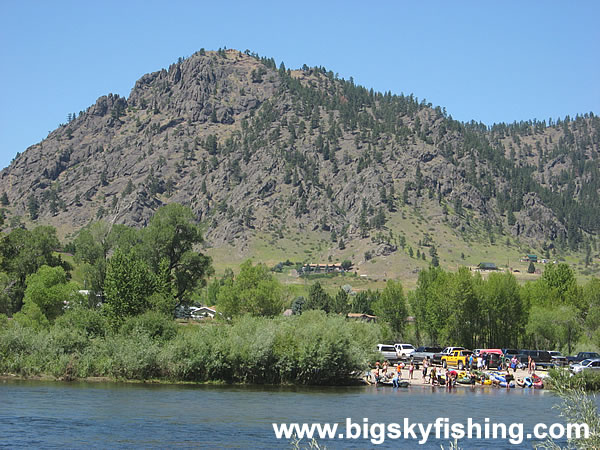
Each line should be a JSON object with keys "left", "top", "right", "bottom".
{"left": 1, "top": 49, "right": 599, "bottom": 277}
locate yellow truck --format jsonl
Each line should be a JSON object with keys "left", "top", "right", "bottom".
{"left": 441, "top": 350, "right": 473, "bottom": 370}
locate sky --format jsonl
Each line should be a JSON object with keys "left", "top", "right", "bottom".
{"left": 0, "top": 1, "right": 598, "bottom": 170}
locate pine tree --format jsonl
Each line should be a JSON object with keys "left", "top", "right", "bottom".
{"left": 27, "top": 195, "right": 39, "bottom": 220}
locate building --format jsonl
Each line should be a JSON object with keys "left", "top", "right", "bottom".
{"left": 300, "top": 263, "right": 344, "bottom": 274}
{"left": 347, "top": 313, "right": 377, "bottom": 323}
{"left": 477, "top": 262, "right": 498, "bottom": 271}
{"left": 191, "top": 306, "right": 217, "bottom": 319}
{"left": 521, "top": 254, "right": 538, "bottom": 263}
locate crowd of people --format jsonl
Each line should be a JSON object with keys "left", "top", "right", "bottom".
{"left": 369, "top": 353, "right": 538, "bottom": 389}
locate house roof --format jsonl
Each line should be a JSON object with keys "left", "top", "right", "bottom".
{"left": 347, "top": 313, "right": 377, "bottom": 319}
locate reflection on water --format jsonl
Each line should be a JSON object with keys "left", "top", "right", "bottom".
{"left": 0, "top": 379, "right": 595, "bottom": 448}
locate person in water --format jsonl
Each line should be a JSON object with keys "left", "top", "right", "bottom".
{"left": 505, "top": 372, "right": 514, "bottom": 389}
{"left": 373, "top": 367, "right": 380, "bottom": 385}
{"left": 392, "top": 371, "right": 399, "bottom": 388}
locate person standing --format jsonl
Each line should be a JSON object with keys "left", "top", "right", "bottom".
{"left": 409, "top": 361, "right": 415, "bottom": 379}
{"left": 392, "top": 371, "right": 399, "bottom": 388}
{"left": 422, "top": 357, "right": 429, "bottom": 382}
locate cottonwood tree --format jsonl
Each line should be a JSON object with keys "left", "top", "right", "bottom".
{"left": 372, "top": 280, "right": 407, "bottom": 336}
{"left": 140, "top": 204, "right": 212, "bottom": 306}
{"left": 216, "top": 260, "right": 284, "bottom": 318}
{"left": 22, "top": 265, "right": 82, "bottom": 322}
{"left": 0, "top": 226, "right": 68, "bottom": 314}
{"left": 103, "top": 249, "right": 157, "bottom": 326}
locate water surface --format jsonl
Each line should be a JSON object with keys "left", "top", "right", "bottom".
{"left": 0, "top": 379, "right": 595, "bottom": 448}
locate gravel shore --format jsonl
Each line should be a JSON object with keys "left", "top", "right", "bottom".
{"left": 367, "top": 364, "right": 548, "bottom": 388}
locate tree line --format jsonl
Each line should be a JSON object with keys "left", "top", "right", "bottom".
{"left": 0, "top": 204, "right": 212, "bottom": 329}
{"left": 1, "top": 202, "right": 598, "bottom": 357}
{"left": 409, "top": 265, "right": 600, "bottom": 353}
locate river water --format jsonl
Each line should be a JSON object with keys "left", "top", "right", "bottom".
{"left": 1, "top": 379, "right": 597, "bottom": 448}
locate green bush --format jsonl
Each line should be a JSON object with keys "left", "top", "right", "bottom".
{"left": 48, "top": 326, "right": 89, "bottom": 354}
{"left": 54, "top": 307, "right": 108, "bottom": 338}
{"left": 548, "top": 368, "right": 600, "bottom": 391}
{"left": 0, "top": 309, "right": 385, "bottom": 385}
{"left": 119, "top": 311, "right": 177, "bottom": 341}
{"left": 105, "top": 333, "right": 163, "bottom": 379}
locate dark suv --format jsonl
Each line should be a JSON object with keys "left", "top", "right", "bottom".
{"left": 517, "top": 350, "right": 553, "bottom": 369}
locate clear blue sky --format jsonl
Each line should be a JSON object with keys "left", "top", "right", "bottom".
{"left": 1, "top": 1, "right": 598, "bottom": 170}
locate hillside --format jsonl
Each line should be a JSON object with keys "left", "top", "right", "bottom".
{"left": 1, "top": 49, "right": 599, "bottom": 281}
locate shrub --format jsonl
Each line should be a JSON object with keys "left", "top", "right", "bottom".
{"left": 54, "top": 307, "right": 108, "bottom": 338}
{"left": 1, "top": 308, "right": 385, "bottom": 385}
{"left": 119, "top": 311, "right": 177, "bottom": 341}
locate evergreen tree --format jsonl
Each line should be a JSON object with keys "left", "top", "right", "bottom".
{"left": 304, "top": 282, "right": 332, "bottom": 312}
{"left": 27, "top": 195, "right": 39, "bottom": 220}
{"left": 330, "top": 288, "right": 349, "bottom": 315}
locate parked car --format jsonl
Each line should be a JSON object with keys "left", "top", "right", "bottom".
{"left": 517, "top": 350, "right": 553, "bottom": 369}
{"left": 548, "top": 351, "right": 568, "bottom": 367}
{"left": 476, "top": 349, "right": 504, "bottom": 369}
{"left": 501, "top": 348, "right": 519, "bottom": 358}
{"left": 394, "top": 343, "right": 416, "bottom": 360}
{"left": 410, "top": 346, "right": 443, "bottom": 367}
{"left": 500, "top": 348, "right": 520, "bottom": 367}
{"left": 376, "top": 344, "right": 398, "bottom": 362}
{"left": 441, "top": 349, "right": 473, "bottom": 370}
{"left": 432, "top": 347, "right": 465, "bottom": 366}
{"left": 566, "top": 352, "right": 600, "bottom": 365}
{"left": 570, "top": 359, "right": 600, "bottom": 374}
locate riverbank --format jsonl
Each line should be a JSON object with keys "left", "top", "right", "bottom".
{"left": 0, "top": 366, "right": 544, "bottom": 389}
{"left": 0, "top": 310, "right": 387, "bottom": 386}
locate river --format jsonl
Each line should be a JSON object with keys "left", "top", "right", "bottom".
{"left": 1, "top": 379, "right": 597, "bottom": 448}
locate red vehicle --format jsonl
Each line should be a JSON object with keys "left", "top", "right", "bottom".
{"left": 479, "top": 349, "right": 504, "bottom": 369}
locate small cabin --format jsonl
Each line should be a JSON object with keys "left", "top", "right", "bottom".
{"left": 522, "top": 254, "right": 538, "bottom": 263}
{"left": 477, "top": 262, "right": 498, "bottom": 271}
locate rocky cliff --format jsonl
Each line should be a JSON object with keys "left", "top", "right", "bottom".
{"left": 1, "top": 49, "right": 598, "bottom": 253}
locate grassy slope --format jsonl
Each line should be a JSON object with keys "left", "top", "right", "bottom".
{"left": 204, "top": 197, "right": 600, "bottom": 297}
